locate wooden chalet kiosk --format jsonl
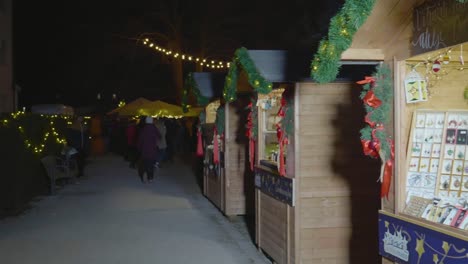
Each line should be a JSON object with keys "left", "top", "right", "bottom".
{"left": 188, "top": 72, "right": 253, "bottom": 217}
{"left": 187, "top": 72, "right": 224, "bottom": 210}
{"left": 339, "top": 0, "right": 468, "bottom": 263}
{"left": 223, "top": 46, "right": 382, "bottom": 263}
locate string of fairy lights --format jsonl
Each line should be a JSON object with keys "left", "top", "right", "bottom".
{"left": 1, "top": 111, "right": 69, "bottom": 154}
{"left": 142, "top": 38, "right": 230, "bottom": 69}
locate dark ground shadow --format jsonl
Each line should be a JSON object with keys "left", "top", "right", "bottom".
{"left": 331, "top": 84, "right": 382, "bottom": 264}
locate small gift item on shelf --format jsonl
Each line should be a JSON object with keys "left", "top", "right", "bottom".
{"left": 403, "top": 196, "right": 432, "bottom": 217}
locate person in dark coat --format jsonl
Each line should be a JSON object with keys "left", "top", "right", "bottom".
{"left": 65, "top": 116, "right": 88, "bottom": 177}
{"left": 125, "top": 119, "right": 138, "bottom": 168}
{"left": 137, "top": 116, "right": 160, "bottom": 183}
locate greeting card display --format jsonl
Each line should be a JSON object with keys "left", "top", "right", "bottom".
{"left": 406, "top": 111, "right": 468, "bottom": 224}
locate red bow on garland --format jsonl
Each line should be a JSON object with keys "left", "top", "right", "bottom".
{"left": 357, "top": 75, "right": 393, "bottom": 199}
{"left": 276, "top": 97, "right": 288, "bottom": 176}
{"left": 381, "top": 139, "right": 395, "bottom": 199}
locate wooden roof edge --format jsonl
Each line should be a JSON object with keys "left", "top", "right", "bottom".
{"left": 340, "top": 48, "right": 385, "bottom": 61}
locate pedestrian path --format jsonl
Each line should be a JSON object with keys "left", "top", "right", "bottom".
{"left": 0, "top": 154, "right": 270, "bottom": 264}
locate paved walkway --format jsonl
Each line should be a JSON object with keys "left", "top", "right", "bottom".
{"left": 0, "top": 154, "right": 269, "bottom": 264}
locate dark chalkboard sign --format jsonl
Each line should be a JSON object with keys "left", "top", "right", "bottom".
{"left": 412, "top": 0, "right": 468, "bottom": 55}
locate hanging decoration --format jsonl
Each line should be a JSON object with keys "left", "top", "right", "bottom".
{"left": 432, "top": 60, "right": 441, "bottom": 73}
{"left": 246, "top": 97, "right": 258, "bottom": 171}
{"left": 358, "top": 64, "right": 394, "bottom": 199}
{"left": 196, "top": 126, "right": 203, "bottom": 157}
{"left": 276, "top": 95, "right": 293, "bottom": 176}
{"left": 310, "top": 0, "right": 377, "bottom": 83}
{"left": 404, "top": 69, "right": 428, "bottom": 104}
{"left": 142, "top": 38, "right": 230, "bottom": 69}
{"left": 223, "top": 47, "right": 273, "bottom": 102}
{"left": 182, "top": 73, "right": 210, "bottom": 112}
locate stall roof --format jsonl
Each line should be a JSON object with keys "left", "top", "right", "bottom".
{"left": 191, "top": 72, "right": 225, "bottom": 100}
{"left": 246, "top": 50, "right": 379, "bottom": 83}
{"left": 31, "top": 104, "right": 74, "bottom": 116}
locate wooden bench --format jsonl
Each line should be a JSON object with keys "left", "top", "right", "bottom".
{"left": 41, "top": 155, "right": 79, "bottom": 194}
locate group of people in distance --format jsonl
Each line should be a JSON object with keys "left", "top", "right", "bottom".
{"left": 62, "top": 114, "right": 193, "bottom": 184}
{"left": 125, "top": 116, "right": 191, "bottom": 183}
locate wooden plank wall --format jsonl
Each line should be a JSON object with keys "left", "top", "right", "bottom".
{"left": 224, "top": 97, "right": 251, "bottom": 216}
{"left": 202, "top": 124, "right": 223, "bottom": 209}
{"left": 206, "top": 172, "right": 222, "bottom": 210}
{"left": 296, "top": 83, "right": 382, "bottom": 264}
{"left": 259, "top": 192, "right": 289, "bottom": 264}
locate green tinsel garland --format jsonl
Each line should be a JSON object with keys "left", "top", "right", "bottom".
{"left": 250, "top": 97, "right": 258, "bottom": 139}
{"left": 311, "top": 0, "right": 376, "bottom": 83}
{"left": 360, "top": 64, "right": 393, "bottom": 160}
{"left": 182, "top": 73, "right": 210, "bottom": 113}
{"left": 215, "top": 105, "right": 225, "bottom": 135}
{"left": 279, "top": 96, "right": 294, "bottom": 139}
{"left": 223, "top": 47, "right": 273, "bottom": 102}
{"left": 182, "top": 74, "right": 191, "bottom": 112}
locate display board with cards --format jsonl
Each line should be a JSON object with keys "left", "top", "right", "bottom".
{"left": 405, "top": 110, "right": 468, "bottom": 229}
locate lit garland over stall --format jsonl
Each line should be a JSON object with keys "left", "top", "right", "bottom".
{"left": 142, "top": 38, "right": 230, "bottom": 69}
{"left": 182, "top": 73, "right": 210, "bottom": 112}
{"left": 223, "top": 47, "right": 273, "bottom": 102}
{"left": 1, "top": 112, "right": 69, "bottom": 155}
{"left": 310, "top": 0, "right": 376, "bottom": 83}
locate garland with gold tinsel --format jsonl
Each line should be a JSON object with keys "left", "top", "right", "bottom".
{"left": 182, "top": 73, "right": 210, "bottom": 112}
{"left": 224, "top": 47, "right": 273, "bottom": 102}
{"left": 311, "top": 0, "right": 376, "bottom": 83}
{"left": 358, "top": 64, "right": 394, "bottom": 198}
{"left": 276, "top": 92, "right": 294, "bottom": 176}
{"left": 278, "top": 96, "right": 294, "bottom": 140}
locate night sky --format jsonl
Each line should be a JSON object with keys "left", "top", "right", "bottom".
{"left": 13, "top": 0, "right": 343, "bottom": 109}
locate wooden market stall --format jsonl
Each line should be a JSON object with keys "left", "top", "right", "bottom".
{"left": 219, "top": 79, "right": 253, "bottom": 217}
{"left": 224, "top": 48, "right": 382, "bottom": 264}
{"left": 189, "top": 72, "right": 253, "bottom": 217}
{"left": 349, "top": 0, "right": 468, "bottom": 263}
{"left": 187, "top": 72, "right": 224, "bottom": 209}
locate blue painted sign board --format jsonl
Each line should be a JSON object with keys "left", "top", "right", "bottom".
{"left": 379, "top": 211, "right": 468, "bottom": 263}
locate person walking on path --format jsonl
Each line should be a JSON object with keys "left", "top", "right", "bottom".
{"left": 125, "top": 119, "right": 138, "bottom": 168}
{"left": 65, "top": 116, "right": 88, "bottom": 177}
{"left": 154, "top": 118, "right": 167, "bottom": 168}
{"left": 137, "top": 116, "right": 160, "bottom": 183}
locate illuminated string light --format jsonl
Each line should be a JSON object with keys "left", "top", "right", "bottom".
{"left": 1, "top": 111, "right": 69, "bottom": 154}
{"left": 142, "top": 38, "right": 229, "bottom": 69}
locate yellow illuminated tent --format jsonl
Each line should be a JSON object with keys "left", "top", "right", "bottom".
{"left": 107, "top": 97, "right": 152, "bottom": 116}
{"left": 108, "top": 99, "right": 203, "bottom": 118}
{"left": 136, "top": 100, "right": 185, "bottom": 118}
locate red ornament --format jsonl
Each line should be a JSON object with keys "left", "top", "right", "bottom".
{"left": 432, "top": 60, "right": 441, "bottom": 73}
